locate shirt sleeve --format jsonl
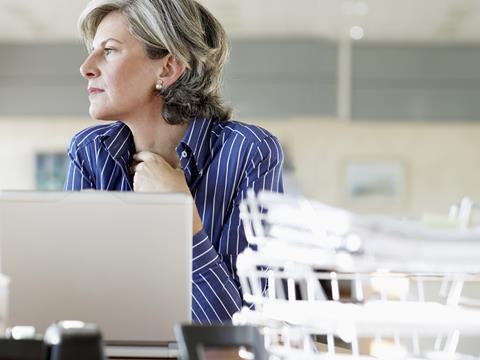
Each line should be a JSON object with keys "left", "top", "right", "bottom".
{"left": 191, "top": 135, "right": 284, "bottom": 324}
{"left": 64, "top": 137, "right": 95, "bottom": 191}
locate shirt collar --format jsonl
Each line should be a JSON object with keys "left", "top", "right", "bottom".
{"left": 99, "top": 118, "right": 215, "bottom": 174}
{"left": 176, "top": 117, "right": 214, "bottom": 174}
{"left": 101, "top": 121, "right": 133, "bottom": 164}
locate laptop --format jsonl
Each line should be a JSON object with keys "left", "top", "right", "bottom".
{"left": 0, "top": 191, "right": 192, "bottom": 357}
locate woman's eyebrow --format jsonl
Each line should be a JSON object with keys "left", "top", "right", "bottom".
{"left": 92, "top": 38, "right": 123, "bottom": 50}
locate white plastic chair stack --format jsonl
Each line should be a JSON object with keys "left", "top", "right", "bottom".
{"left": 234, "top": 190, "right": 480, "bottom": 359}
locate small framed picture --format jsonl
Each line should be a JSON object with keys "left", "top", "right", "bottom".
{"left": 342, "top": 159, "right": 408, "bottom": 211}
{"left": 35, "top": 153, "right": 69, "bottom": 190}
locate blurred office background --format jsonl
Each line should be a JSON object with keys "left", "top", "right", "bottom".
{"left": 0, "top": 0, "right": 479, "bottom": 217}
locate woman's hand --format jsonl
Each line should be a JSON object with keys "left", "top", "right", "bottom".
{"left": 132, "top": 151, "right": 203, "bottom": 234}
{"left": 132, "top": 151, "right": 190, "bottom": 194}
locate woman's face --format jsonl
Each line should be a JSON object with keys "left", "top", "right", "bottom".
{"left": 80, "top": 11, "right": 165, "bottom": 121}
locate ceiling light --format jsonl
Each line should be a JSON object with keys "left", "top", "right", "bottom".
{"left": 349, "top": 26, "right": 364, "bottom": 40}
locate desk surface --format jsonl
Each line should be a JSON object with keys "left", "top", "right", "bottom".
{"left": 109, "top": 350, "right": 244, "bottom": 360}
{"left": 110, "top": 348, "right": 243, "bottom": 360}
{"left": 110, "top": 343, "right": 352, "bottom": 359}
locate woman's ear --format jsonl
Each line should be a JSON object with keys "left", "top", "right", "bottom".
{"left": 157, "top": 55, "right": 187, "bottom": 88}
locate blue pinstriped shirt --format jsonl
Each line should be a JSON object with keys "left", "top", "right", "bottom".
{"left": 65, "top": 117, "right": 284, "bottom": 323}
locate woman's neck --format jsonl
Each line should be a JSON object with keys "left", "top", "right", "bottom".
{"left": 123, "top": 111, "right": 188, "bottom": 168}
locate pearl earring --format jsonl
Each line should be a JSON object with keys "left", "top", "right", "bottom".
{"left": 155, "top": 80, "right": 164, "bottom": 91}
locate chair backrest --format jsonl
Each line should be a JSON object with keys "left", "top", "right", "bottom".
{"left": 175, "top": 324, "right": 268, "bottom": 360}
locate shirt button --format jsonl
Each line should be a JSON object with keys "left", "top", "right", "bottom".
{"left": 181, "top": 151, "right": 188, "bottom": 158}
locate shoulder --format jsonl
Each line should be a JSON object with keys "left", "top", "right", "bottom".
{"left": 68, "top": 121, "right": 123, "bottom": 151}
{"left": 214, "top": 120, "right": 283, "bottom": 164}
{"left": 214, "top": 120, "right": 278, "bottom": 146}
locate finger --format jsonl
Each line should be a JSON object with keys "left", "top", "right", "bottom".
{"left": 129, "top": 158, "right": 141, "bottom": 174}
{"left": 132, "top": 172, "right": 137, "bottom": 187}
{"left": 133, "top": 151, "right": 169, "bottom": 165}
{"left": 132, "top": 172, "right": 144, "bottom": 188}
{"left": 130, "top": 162, "right": 145, "bottom": 174}
{"left": 135, "top": 151, "right": 174, "bottom": 169}
{"left": 133, "top": 151, "right": 157, "bottom": 162}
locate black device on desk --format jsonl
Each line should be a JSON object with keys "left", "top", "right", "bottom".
{"left": 0, "top": 321, "right": 105, "bottom": 360}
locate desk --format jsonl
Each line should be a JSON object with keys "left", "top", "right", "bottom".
{"left": 110, "top": 348, "right": 246, "bottom": 360}
{"left": 110, "top": 343, "right": 352, "bottom": 359}
{"left": 111, "top": 349, "right": 242, "bottom": 360}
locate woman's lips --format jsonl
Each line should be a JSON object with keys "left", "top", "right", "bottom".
{"left": 88, "top": 87, "right": 104, "bottom": 95}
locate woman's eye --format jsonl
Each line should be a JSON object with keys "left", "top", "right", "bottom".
{"left": 104, "top": 48, "right": 114, "bottom": 55}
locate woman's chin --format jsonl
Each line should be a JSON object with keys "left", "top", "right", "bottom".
{"left": 89, "top": 107, "right": 117, "bottom": 121}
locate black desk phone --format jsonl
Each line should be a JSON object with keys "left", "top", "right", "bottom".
{"left": 0, "top": 321, "right": 105, "bottom": 360}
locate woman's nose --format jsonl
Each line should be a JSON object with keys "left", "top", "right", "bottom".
{"left": 80, "top": 54, "right": 99, "bottom": 79}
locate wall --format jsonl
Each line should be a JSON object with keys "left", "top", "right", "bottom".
{"left": 3, "top": 41, "right": 480, "bottom": 121}
{"left": 1, "top": 117, "right": 478, "bottom": 217}
{"left": 1, "top": 39, "right": 479, "bottom": 216}
{"left": 0, "top": 118, "right": 98, "bottom": 189}
{"left": 0, "top": 44, "right": 89, "bottom": 117}
{"left": 0, "top": 40, "right": 338, "bottom": 119}
{"left": 253, "top": 117, "right": 480, "bottom": 215}
{"left": 352, "top": 44, "right": 480, "bottom": 121}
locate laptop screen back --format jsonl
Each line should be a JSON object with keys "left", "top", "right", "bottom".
{"left": 0, "top": 191, "right": 192, "bottom": 343}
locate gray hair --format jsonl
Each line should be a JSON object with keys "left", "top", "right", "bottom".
{"left": 78, "top": 0, "right": 232, "bottom": 125}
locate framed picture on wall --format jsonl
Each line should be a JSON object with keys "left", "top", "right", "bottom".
{"left": 342, "top": 159, "right": 408, "bottom": 212}
{"left": 35, "top": 153, "right": 69, "bottom": 190}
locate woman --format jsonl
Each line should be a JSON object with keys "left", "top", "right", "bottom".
{"left": 65, "top": 0, "right": 284, "bottom": 324}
